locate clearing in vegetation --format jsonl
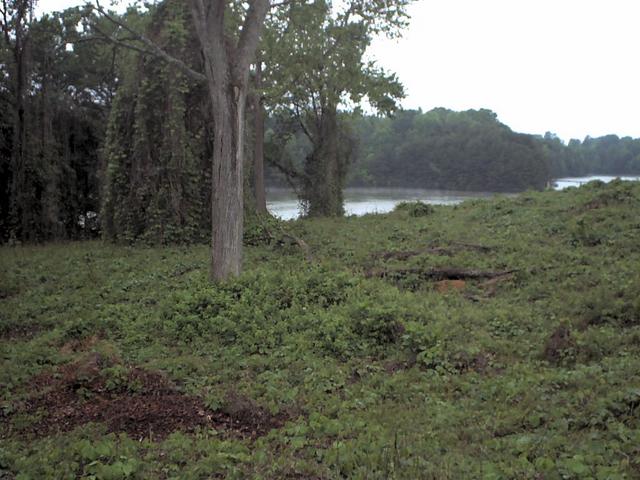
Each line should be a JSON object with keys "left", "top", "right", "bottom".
{"left": 1, "top": 180, "right": 639, "bottom": 479}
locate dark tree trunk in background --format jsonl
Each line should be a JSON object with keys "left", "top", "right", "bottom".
{"left": 10, "top": 46, "right": 28, "bottom": 236}
{"left": 2, "top": 0, "right": 34, "bottom": 240}
{"left": 303, "top": 105, "right": 345, "bottom": 217}
{"left": 252, "top": 58, "right": 267, "bottom": 214}
{"left": 40, "top": 54, "right": 64, "bottom": 240}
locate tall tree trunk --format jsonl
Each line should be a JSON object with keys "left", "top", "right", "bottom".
{"left": 252, "top": 59, "right": 267, "bottom": 214}
{"left": 40, "top": 56, "right": 64, "bottom": 240}
{"left": 2, "top": 0, "right": 36, "bottom": 240}
{"left": 9, "top": 29, "right": 29, "bottom": 239}
{"left": 303, "top": 106, "right": 344, "bottom": 217}
{"left": 207, "top": 81, "right": 246, "bottom": 280}
{"left": 190, "top": 0, "right": 269, "bottom": 281}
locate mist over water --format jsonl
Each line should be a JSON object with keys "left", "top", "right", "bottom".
{"left": 268, "top": 176, "right": 640, "bottom": 220}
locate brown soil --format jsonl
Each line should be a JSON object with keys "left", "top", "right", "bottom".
{"left": 434, "top": 279, "right": 467, "bottom": 293}
{"left": 59, "top": 334, "right": 102, "bottom": 355}
{"left": 15, "top": 353, "right": 286, "bottom": 441}
{"left": 543, "top": 325, "right": 576, "bottom": 365}
{"left": 0, "top": 320, "right": 44, "bottom": 341}
{"left": 450, "top": 351, "right": 495, "bottom": 374}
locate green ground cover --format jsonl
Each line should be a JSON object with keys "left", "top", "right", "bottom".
{"left": 1, "top": 180, "right": 639, "bottom": 479}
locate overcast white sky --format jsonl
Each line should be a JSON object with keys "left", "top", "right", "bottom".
{"left": 37, "top": 0, "right": 640, "bottom": 141}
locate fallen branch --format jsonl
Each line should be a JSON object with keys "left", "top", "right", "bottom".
{"left": 364, "top": 267, "right": 517, "bottom": 281}
{"left": 372, "top": 247, "right": 454, "bottom": 261}
{"left": 256, "top": 220, "right": 314, "bottom": 262}
{"left": 372, "top": 243, "right": 494, "bottom": 261}
{"left": 450, "top": 242, "right": 493, "bottom": 253}
{"left": 479, "top": 272, "right": 516, "bottom": 297}
{"left": 279, "top": 233, "right": 314, "bottom": 262}
{"left": 91, "top": 1, "right": 206, "bottom": 83}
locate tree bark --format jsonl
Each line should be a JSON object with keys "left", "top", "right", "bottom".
{"left": 190, "top": 0, "right": 269, "bottom": 281}
{"left": 207, "top": 84, "right": 245, "bottom": 280}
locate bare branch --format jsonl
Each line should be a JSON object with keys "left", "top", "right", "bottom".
{"left": 92, "top": 1, "right": 206, "bottom": 83}
{"left": 87, "top": 25, "right": 153, "bottom": 56}
{"left": 189, "top": 0, "right": 208, "bottom": 42}
{"left": 268, "top": 157, "right": 307, "bottom": 197}
{"left": 293, "top": 102, "right": 315, "bottom": 143}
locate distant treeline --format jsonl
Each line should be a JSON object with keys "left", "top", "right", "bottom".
{"left": 338, "top": 109, "right": 640, "bottom": 192}
{"left": 540, "top": 133, "right": 640, "bottom": 178}
{"left": 346, "top": 108, "right": 549, "bottom": 192}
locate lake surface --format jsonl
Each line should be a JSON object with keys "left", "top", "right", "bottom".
{"left": 552, "top": 175, "right": 640, "bottom": 190}
{"left": 267, "top": 188, "right": 498, "bottom": 220}
{"left": 267, "top": 175, "right": 640, "bottom": 220}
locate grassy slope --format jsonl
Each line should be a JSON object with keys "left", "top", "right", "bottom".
{"left": 1, "top": 180, "right": 639, "bottom": 479}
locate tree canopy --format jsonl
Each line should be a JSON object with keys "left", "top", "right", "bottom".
{"left": 263, "top": 0, "right": 408, "bottom": 216}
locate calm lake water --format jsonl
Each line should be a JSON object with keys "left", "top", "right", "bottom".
{"left": 552, "top": 175, "right": 640, "bottom": 190}
{"left": 267, "top": 175, "right": 640, "bottom": 220}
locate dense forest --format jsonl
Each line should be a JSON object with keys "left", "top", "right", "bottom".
{"left": 347, "top": 108, "right": 550, "bottom": 192}
{"left": 346, "top": 110, "right": 640, "bottom": 191}
{"left": 0, "top": 4, "right": 115, "bottom": 242}
{"left": 0, "top": 0, "right": 409, "bottom": 246}
{"left": 540, "top": 132, "right": 640, "bottom": 178}
{"left": 1, "top": 1, "right": 640, "bottom": 245}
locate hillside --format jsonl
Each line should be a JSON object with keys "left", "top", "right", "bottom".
{"left": 1, "top": 180, "right": 639, "bottom": 479}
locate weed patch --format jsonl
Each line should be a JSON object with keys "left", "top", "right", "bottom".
{"left": 1, "top": 182, "right": 640, "bottom": 478}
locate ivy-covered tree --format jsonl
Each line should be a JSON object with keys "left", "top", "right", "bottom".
{"left": 92, "top": 0, "right": 269, "bottom": 280}
{"left": 101, "top": 1, "right": 211, "bottom": 244}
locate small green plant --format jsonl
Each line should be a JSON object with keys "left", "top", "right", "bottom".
{"left": 101, "top": 365, "right": 141, "bottom": 393}
{"left": 394, "top": 201, "right": 434, "bottom": 217}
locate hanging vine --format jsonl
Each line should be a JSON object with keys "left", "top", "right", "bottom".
{"left": 101, "top": 0, "right": 210, "bottom": 244}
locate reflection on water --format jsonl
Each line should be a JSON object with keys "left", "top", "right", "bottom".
{"left": 267, "top": 175, "right": 640, "bottom": 221}
{"left": 267, "top": 187, "right": 498, "bottom": 221}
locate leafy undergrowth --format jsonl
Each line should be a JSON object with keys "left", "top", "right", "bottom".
{"left": 1, "top": 180, "right": 640, "bottom": 479}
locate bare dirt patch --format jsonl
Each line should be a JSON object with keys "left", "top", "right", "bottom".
{"left": 0, "top": 323, "right": 43, "bottom": 341}
{"left": 543, "top": 325, "right": 576, "bottom": 365}
{"left": 14, "top": 353, "right": 286, "bottom": 441}
{"left": 434, "top": 279, "right": 467, "bottom": 294}
{"left": 59, "top": 334, "right": 102, "bottom": 355}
